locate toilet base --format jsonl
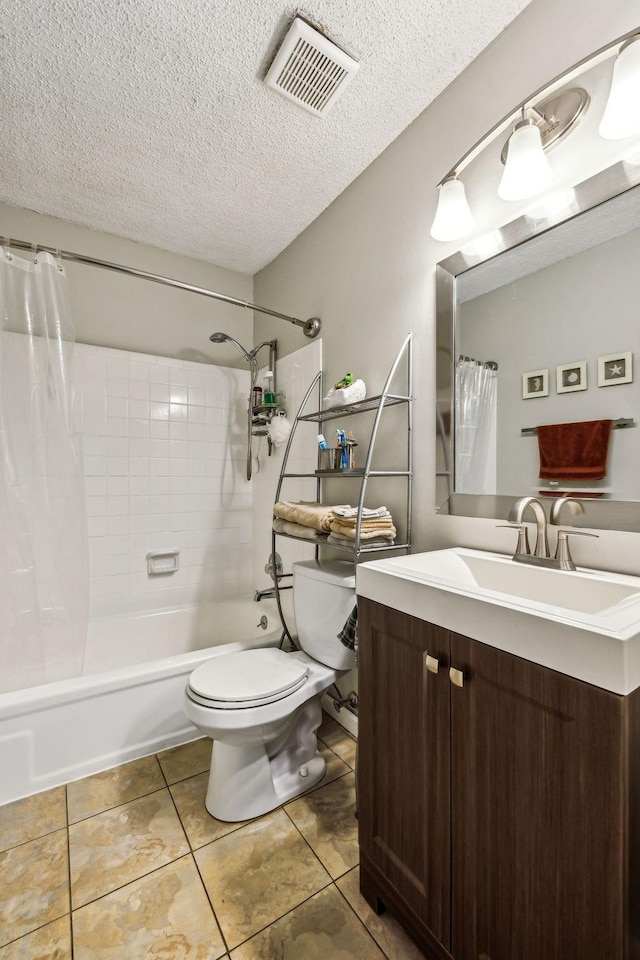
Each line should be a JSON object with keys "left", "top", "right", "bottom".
{"left": 204, "top": 698, "right": 326, "bottom": 821}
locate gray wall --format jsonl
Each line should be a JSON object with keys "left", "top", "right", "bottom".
{"left": 0, "top": 202, "right": 254, "bottom": 365}
{"left": 254, "top": 0, "right": 640, "bottom": 576}
{"left": 460, "top": 228, "right": 640, "bottom": 499}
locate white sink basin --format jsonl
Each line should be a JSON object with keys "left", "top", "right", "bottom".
{"left": 356, "top": 548, "right": 640, "bottom": 695}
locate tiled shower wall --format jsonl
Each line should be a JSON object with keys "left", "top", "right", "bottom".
{"left": 71, "top": 344, "right": 252, "bottom": 618}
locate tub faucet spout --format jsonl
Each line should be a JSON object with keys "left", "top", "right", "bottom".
{"left": 508, "top": 496, "right": 550, "bottom": 559}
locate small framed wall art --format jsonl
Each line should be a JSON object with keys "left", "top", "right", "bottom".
{"left": 522, "top": 369, "right": 549, "bottom": 399}
{"left": 556, "top": 360, "right": 587, "bottom": 394}
{"left": 598, "top": 351, "right": 633, "bottom": 387}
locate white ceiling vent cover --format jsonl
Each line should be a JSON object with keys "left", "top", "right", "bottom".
{"left": 264, "top": 18, "right": 359, "bottom": 117}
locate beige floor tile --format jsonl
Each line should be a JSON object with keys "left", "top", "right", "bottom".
{"left": 0, "top": 830, "right": 69, "bottom": 947}
{"left": 67, "top": 755, "right": 165, "bottom": 823}
{"left": 170, "top": 772, "right": 248, "bottom": 849}
{"left": 307, "top": 742, "right": 351, "bottom": 794}
{"left": 195, "top": 808, "right": 330, "bottom": 950}
{"left": 0, "top": 915, "right": 71, "bottom": 960}
{"left": 69, "top": 789, "right": 189, "bottom": 908}
{"left": 0, "top": 786, "right": 67, "bottom": 854}
{"left": 73, "top": 854, "right": 226, "bottom": 959}
{"left": 229, "top": 884, "right": 386, "bottom": 960}
{"left": 285, "top": 772, "right": 358, "bottom": 879}
{"left": 157, "top": 738, "right": 211, "bottom": 784}
{"left": 337, "top": 867, "right": 427, "bottom": 959}
{"left": 317, "top": 719, "right": 357, "bottom": 768}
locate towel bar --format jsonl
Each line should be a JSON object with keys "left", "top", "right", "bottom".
{"left": 521, "top": 417, "right": 634, "bottom": 437}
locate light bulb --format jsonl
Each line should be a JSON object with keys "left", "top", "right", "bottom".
{"left": 498, "top": 120, "right": 553, "bottom": 201}
{"left": 599, "top": 37, "right": 640, "bottom": 140}
{"left": 430, "top": 176, "right": 475, "bottom": 242}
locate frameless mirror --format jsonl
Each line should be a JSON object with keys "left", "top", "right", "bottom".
{"left": 436, "top": 164, "right": 640, "bottom": 532}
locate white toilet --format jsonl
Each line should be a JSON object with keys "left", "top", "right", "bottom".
{"left": 183, "top": 560, "right": 356, "bottom": 822}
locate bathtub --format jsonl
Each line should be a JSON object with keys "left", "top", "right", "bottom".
{"left": 0, "top": 598, "right": 282, "bottom": 805}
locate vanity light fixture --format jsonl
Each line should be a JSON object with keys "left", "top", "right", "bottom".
{"left": 430, "top": 29, "right": 640, "bottom": 243}
{"left": 599, "top": 37, "right": 640, "bottom": 140}
{"left": 498, "top": 112, "right": 553, "bottom": 201}
{"left": 430, "top": 175, "right": 475, "bottom": 241}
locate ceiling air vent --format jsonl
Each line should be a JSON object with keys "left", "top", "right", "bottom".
{"left": 264, "top": 17, "right": 359, "bottom": 117}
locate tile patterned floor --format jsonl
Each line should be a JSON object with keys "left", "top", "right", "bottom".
{"left": 0, "top": 717, "right": 425, "bottom": 959}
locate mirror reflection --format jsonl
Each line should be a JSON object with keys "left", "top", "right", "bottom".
{"left": 436, "top": 177, "right": 640, "bottom": 529}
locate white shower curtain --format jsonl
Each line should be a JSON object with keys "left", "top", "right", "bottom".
{"left": 455, "top": 358, "right": 497, "bottom": 495}
{"left": 0, "top": 247, "right": 88, "bottom": 693}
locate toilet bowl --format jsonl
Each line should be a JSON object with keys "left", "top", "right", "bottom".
{"left": 183, "top": 560, "right": 356, "bottom": 821}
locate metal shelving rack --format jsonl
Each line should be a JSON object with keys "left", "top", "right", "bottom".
{"left": 272, "top": 333, "right": 413, "bottom": 564}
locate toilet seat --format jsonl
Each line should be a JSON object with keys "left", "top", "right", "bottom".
{"left": 187, "top": 648, "right": 309, "bottom": 709}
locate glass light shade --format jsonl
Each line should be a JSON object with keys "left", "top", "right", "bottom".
{"left": 498, "top": 122, "right": 553, "bottom": 201}
{"left": 599, "top": 38, "right": 640, "bottom": 140}
{"left": 430, "top": 177, "right": 475, "bottom": 242}
{"left": 525, "top": 187, "right": 577, "bottom": 221}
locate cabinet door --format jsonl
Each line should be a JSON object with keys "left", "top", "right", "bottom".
{"left": 450, "top": 632, "right": 625, "bottom": 960}
{"left": 358, "top": 599, "right": 451, "bottom": 949}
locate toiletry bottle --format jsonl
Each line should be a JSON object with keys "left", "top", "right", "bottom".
{"left": 317, "top": 434, "right": 328, "bottom": 450}
{"left": 252, "top": 386, "right": 263, "bottom": 409}
{"left": 263, "top": 371, "right": 275, "bottom": 405}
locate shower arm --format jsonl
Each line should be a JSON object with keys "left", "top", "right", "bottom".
{"left": 4, "top": 238, "right": 322, "bottom": 339}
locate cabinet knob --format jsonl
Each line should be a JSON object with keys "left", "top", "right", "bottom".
{"left": 425, "top": 654, "right": 440, "bottom": 674}
{"left": 449, "top": 667, "right": 464, "bottom": 688}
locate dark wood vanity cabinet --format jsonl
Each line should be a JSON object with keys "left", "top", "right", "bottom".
{"left": 358, "top": 597, "right": 640, "bottom": 960}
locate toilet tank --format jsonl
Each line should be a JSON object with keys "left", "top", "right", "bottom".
{"left": 292, "top": 560, "right": 356, "bottom": 670}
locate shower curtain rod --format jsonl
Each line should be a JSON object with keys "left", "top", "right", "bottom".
{"left": 4, "top": 237, "right": 322, "bottom": 339}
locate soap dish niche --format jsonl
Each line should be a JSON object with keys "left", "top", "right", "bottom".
{"left": 146, "top": 550, "right": 180, "bottom": 576}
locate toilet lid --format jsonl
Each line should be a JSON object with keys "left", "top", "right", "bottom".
{"left": 187, "top": 648, "right": 309, "bottom": 709}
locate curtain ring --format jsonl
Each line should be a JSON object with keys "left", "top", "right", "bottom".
{"left": 2, "top": 236, "right": 13, "bottom": 261}
{"left": 55, "top": 249, "right": 64, "bottom": 272}
{"left": 31, "top": 242, "right": 38, "bottom": 265}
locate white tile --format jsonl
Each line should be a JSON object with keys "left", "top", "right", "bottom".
{"left": 149, "top": 458, "right": 169, "bottom": 476}
{"left": 107, "top": 515, "right": 129, "bottom": 536}
{"left": 169, "top": 366, "right": 188, "bottom": 385}
{"left": 150, "top": 420, "right": 170, "bottom": 439}
{"left": 169, "top": 421, "right": 189, "bottom": 440}
{"left": 107, "top": 457, "right": 128, "bottom": 476}
{"left": 169, "top": 385, "right": 188, "bottom": 404}
{"left": 85, "top": 476, "right": 107, "bottom": 496}
{"left": 129, "top": 360, "right": 150, "bottom": 381}
{"left": 129, "top": 399, "right": 150, "bottom": 419}
{"left": 188, "top": 388, "right": 206, "bottom": 406}
{"left": 129, "top": 496, "right": 150, "bottom": 514}
{"left": 129, "top": 458, "right": 149, "bottom": 476}
{"left": 129, "top": 476, "right": 149, "bottom": 495}
{"left": 188, "top": 405, "right": 206, "bottom": 424}
{"left": 107, "top": 377, "right": 129, "bottom": 398}
{"left": 129, "top": 438, "right": 150, "bottom": 458}
{"left": 169, "top": 403, "right": 188, "bottom": 422}
{"left": 128, "top": 379, "right": 150, "bottom": 400}
{"left": 87, "top": 517, "right": 107, "bottom": 538}
{"left": 187, "top": 368, "right": 207, "bottom": 389}
{"left": 107, "top": 535, "right": 129, "bottom": 555}
{"left": 150, "top": 402, "right": 170, "bottom": 421}
{"left": 107, "top": 417, "right": 129, "bottom": 437}
{"left": 107, "top": 477, "right": 128, "bottom": 496}
{"left": 149, "top": 364, "right": 169, "bottom": 383}
{"left": 107, "top": 356, "right": 129, "bottom": 378}
{"left": 169, "top": 440, "right": 188, "bottom": 459}
{"left": 107, "top": 437, "right": 129, "bottom": 457}
{"left": 86, "top": 496, "right": 107, "bottom": 517}
{"left": 85, "top": 456, "right": 107, "bottom": 476}
{"left": 150, "top": 382, "right": 170, "bottom": 402}
{"left": 150, "top": 495, "right": 170, "bottom": 513}
{"left": 90, "top": 555, "right": 107, "bottom": 578}
{"left": 129, "top": 514, "right": 149, "bottom": 534}
{"left": 149, "top": 439, "right": 169, "bottom": 458}
{"left": 129, "top": 418, "right": 149, "bottom": 438}
{"left": 107, "top": 574, "right": 129, "bottom": 596}
{"left": 149, "top": 476, "right": 171, "bottom": 495}
{"left": 107, "top": 496, "right": 128, "bottom": 515}
{"left": 107, "top": 555, "right": 129, "bottom": 576}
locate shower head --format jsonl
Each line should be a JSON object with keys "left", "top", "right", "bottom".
{"left": 209, "top": 331, "right": 255, "bottom": 366}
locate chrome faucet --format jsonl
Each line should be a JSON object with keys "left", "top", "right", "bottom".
{"left": 508, "top": 496, "right": 550, "bottom": 558}
{"left": 501, "top": 495, "right": 598, "bottom": 571}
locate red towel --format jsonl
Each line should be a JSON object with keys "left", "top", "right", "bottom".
{"left": 537, "top": 419, "right": 612, "bottom": 481}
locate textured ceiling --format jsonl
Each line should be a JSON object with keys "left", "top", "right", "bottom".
{"left": 1, "top": 0, "right": 532, "bottom": 274}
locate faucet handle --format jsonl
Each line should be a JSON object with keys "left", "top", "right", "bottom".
{"left": 496, "top": 523, "right": 530, "bottom": 557}
{"left": 554, "top": 528, "right": 599, "bottom": 570}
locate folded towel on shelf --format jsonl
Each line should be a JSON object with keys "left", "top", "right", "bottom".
{"left": 328, "top": 524, "right": 396, "bottom": 542}
{"left": 272, "top": 518, "right": 329, "bottom": 541}
{"left": 537, "top": 419, "right": 613, "bottom": 481}
{"left": 273, "top": 500, "right": 349, "bottom": 532}
{"left": 328, "top": 532, "right": 395, "bottom": 547}
{"left": 330, "top": 517, "right": 395, "bottom": 529}
{"left": 331, "top": 505, "right": 390, "bottom": 520}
